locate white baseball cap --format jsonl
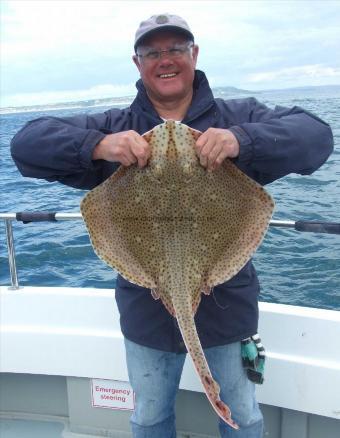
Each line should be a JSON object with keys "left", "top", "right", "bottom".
{"left": 134, "top": 13, "right": 194, "bottom": 51}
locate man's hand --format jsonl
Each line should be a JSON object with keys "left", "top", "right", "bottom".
{"left": 93, "top": 130, "right": 150, "bottom": 168}
{"left": 195, "top": 128, "right": 240, "bottom": 171}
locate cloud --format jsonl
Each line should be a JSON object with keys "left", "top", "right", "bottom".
{"left": 2, "top": 83, "right": 137, "bottom": 108}
{"left": 246, "top": 65, "right": 340, "bottom": 88}
{"left": 2, "top": 1, "right": 340, "bottom": 104}
{"left": 2, "top": 1, "right": 137, "bottom": 60}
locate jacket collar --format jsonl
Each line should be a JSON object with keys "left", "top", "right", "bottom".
{"left": 130, "top": 70, "right": 215, "bottom": 124}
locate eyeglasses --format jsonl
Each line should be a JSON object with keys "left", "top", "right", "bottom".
{"left": 136, "top": 43, "right": 194, "bottom": 61}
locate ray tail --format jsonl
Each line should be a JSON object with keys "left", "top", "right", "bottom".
{"left": 172, "top": 295, "right": 239, "bottom": 430}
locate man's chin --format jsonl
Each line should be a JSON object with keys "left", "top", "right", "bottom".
{"left": 154, "top": 85, "right": 187, "bottom": 101}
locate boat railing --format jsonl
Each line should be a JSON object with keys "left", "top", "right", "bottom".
{"left": 1, "top": 212, "right": 340, "bottom": 290}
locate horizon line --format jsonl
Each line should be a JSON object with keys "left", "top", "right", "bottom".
{"left": 1, "top": 83, "right": 340, "bottom": 112}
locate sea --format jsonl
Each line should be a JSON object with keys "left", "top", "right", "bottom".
{"left": 0, "top": 87, "right": 339, "bottom": 310}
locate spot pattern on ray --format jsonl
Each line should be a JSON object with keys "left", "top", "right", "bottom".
{"left": 81, "top": 120, "right": 275, "bottom": 429}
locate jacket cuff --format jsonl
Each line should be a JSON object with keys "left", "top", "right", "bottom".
{"left": 79, "top": 130, "right": 107, "bottom": 169}
{"left": 229, "top": 126, "right": 254, "bottom": 163}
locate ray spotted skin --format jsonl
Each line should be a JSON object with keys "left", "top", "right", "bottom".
{"left": 81, "top": 120, "right": 274, "bottom": 429}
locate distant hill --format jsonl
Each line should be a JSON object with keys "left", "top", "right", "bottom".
{"left": 212, "top": 86, "right": 256, "bottom": 97}
{"left": 1, "top": 84, "right": 339, "bottom": 114}
{"left": 212, "top": 84, "right": 340, "bottom": 99}
{"left": 266, "top": 84, "right": 340, "bottom": 93}
{"left": 0, "top": 95, "right": 136, "bottom": 114}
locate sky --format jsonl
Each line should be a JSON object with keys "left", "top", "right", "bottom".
{"left": 1, "top": 0, "right": 340, "bottom": 107}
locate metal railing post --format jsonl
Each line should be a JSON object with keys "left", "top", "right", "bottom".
{"left": 4, "top": 219, "right": 19, "bottom": 289}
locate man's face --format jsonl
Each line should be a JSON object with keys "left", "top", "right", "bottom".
{"left": 133, "top": 31, "right": 199, "bottom": 104}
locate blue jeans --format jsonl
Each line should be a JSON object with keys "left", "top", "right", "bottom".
{"left": 124, "top": 338, "right": 263, "bottom": 438}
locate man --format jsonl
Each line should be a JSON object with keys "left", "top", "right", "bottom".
{"left": 11, "top": 13, "right": 333, "bottom": 438}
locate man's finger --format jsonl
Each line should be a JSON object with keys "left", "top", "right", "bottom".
{"left": 207, "top": 144, "right": 222, "bottom": 169}
{"left": 121, "top": 149, "right": 138, "bottom": 166}
{"left": 212, "top": 149, "right": 229, "bottom": 170}
{"left": 131, "top": 136, "right": 150, "bottom": 168}
{"left": 199, "top": 138, "right": 215, "bottom": 168}
{"left": 195, "top": 132, "right": 208, "bottom": 152}
{"left": 137, "top": 155, "right": 148, "bottom": 168}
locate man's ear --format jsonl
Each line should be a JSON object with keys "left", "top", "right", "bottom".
{"left": 132, "top": 55, "right": 141, "bottom": 73}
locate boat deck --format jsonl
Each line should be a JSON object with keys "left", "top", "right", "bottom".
{"left": 0, "top": 417, "right": 209, "bottom": 438}
{"left": 0, "top": 416, "right": 224, "bottom": 438}
{"left": 1, "top": 417, "right": 66, "bottom": 438}
{"left": 1, "top": 286, "right": 339, "bottom": 437}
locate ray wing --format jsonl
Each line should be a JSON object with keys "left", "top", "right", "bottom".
{"left": 81, "top": 120, "right": 274, "bottom": 303}
{"left": 190, "top": 158, "right": 274, "bottom": 287}
{"left": 80, "top": 122, "right": 202, "bottom": 292}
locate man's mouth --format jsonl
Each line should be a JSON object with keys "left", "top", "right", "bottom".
{"left": 158, "top": 73, "right": 178, "bottom": 79}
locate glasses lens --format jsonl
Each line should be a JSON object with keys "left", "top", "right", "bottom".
{"left": 138, "top": 43, "right": 193, "bottom": 61}
{"left": 168, "top": 48, "right": 183, "bottom": 57}
{"left": 145, "top": 51, "right": 159, "bottom": 60}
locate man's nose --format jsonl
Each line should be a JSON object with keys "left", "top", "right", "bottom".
{"left": 159, "top": 49, "right": 171, "bottom": 59}
{"left": 159, "top": 51, "right": 174, "bottom": 65}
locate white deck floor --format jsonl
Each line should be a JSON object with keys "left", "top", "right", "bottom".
{"left": 1, "top": 286, "right": 340, "bottom": 437}
{"left": 1, "top": 418, "right": 66, "bottom": 438}
{"left": 0, "top": 416, "right": 206, "bottom": 438}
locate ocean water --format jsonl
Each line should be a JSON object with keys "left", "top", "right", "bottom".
{"left": 0, "top": 90, "right": 339, "bottom": 310}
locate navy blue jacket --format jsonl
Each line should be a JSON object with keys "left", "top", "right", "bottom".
{"left": 11, "top": 70, "right": 333, "bottom": 352}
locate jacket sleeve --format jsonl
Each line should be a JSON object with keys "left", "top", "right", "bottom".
{"left": 10, "top": 110, "right": 119, "bottom": 190}
{"left": 226, "top": 98, "right": 334, "bottom": 185}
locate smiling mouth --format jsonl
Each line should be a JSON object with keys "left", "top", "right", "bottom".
{"left": 158, "top": 73, "right": 178, "bottom": 79}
